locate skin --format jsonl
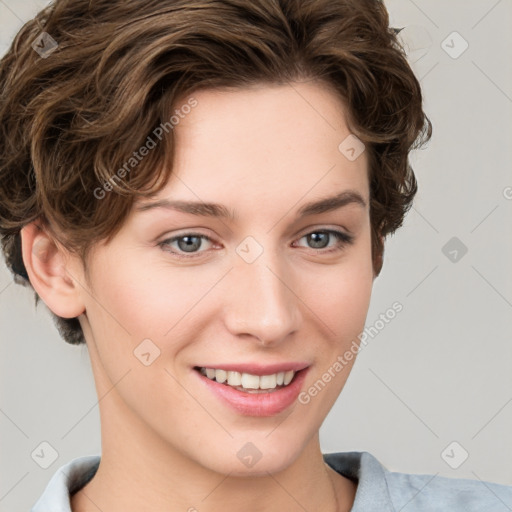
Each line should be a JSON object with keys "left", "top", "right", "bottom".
{"left": 22, "top": 80, "right": 379, "bottom": 512}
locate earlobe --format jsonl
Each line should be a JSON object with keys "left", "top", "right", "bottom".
{"left": 20, "top": 222, "right": 86, "bottom": 319}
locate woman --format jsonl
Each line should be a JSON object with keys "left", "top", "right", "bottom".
{"left": 0, "top": 0, "right": 510, "bottom": 510}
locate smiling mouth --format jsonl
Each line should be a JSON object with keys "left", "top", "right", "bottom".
{"left": 194, "top": 366, "right": 298, "bottom": 393}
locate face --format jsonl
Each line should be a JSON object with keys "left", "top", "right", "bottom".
{"left": 73, "top": 80, "right": 375, "bottom": 476}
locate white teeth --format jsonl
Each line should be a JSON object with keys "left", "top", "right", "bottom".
{"left": 215, "top": 369, "right": 227, "bottom": 383}
{"left": 241, "top": 373, "right": 260, "bottom": 389}
{"left": 227, "top": 371, "right": 242, "bottom": 386}
{"left": 260, "top": 374, "right": 277, "bottom": 389}
{"left": 200, "top": 368, "right": 297, "bottom": 391}
{"left": 283, "top": 370, "right": 294, "bottom": 386}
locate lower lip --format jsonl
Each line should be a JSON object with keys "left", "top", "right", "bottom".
{"left": 195, "top": 368, "right": 309, "bottom": 417}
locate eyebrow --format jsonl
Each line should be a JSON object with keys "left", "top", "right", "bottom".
{"left": 135, "top": 190, "right": 367, "bottom": 220}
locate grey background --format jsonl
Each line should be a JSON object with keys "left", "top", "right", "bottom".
{"left": 1, "top": 0, "right": 511, "bottom": 510}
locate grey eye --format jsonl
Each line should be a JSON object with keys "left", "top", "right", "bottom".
{"left": 305, "top": 232, "right": 331, "bottom": 249}
{"left": 175, "top": 235, "right": 204, "bottom": 253}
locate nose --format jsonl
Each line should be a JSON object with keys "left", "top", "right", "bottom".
{"left": 223, "top": 245, "right": 301, "bottom": 347}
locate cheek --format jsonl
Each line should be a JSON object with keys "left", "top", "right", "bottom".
{"left": 86, "top": 255, "right": 189, "bottom": 337}
{"left": 295, "top": 251, "right": 374, "bottom": 426}
{"left": 304, "top": 236, "right": 374, "bottom": 341}
{"left": 79, "top": 255, "right": 166, "bottom": 373}
{"left": 83, "top": 254, "right": 223, "bottom": 375}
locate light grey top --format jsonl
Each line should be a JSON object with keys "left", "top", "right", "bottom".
{"left": 31, "top": 451, "right": 512, "bottom": 511}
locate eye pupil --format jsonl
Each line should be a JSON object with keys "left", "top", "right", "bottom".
{"left": 308, "top": 232, "right": 329, "bottom": 249}
{"left": 178, "top": 235, "right": 202, "bottom": 252}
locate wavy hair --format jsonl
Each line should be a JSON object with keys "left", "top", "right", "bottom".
{"left": 0, "top": 0, "right": 432, "bottom": 344}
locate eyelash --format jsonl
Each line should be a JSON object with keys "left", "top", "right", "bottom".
{"left": 158, "top": 229, "right": 354, "bottom": 260}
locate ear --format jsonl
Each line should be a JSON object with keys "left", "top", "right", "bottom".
{"left": 20, "top": 221, "right": 86, "bottom": 318}
{"left": 372, "top": 235, "right": 384, "bottom": 280}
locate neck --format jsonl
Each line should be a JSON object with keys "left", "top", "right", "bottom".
{"left": 70, "top": 404, "right": 356, "bottom": 512}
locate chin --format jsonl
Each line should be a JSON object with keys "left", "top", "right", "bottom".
{"left": 191, "top": 435, "right": 306, "bottom": 477}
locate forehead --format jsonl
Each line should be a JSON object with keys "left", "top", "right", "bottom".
{"left": 137, "top": 81, "right": 369, "bottom": 214}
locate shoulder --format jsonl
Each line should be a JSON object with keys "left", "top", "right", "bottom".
{"left": 324, "top": 451, "right": 512, "bottom": 511}
{"left": 31, "top": 454, "right": 100, "bottom": 512}
{"left": 385, "top": 464, "right": 512, "bottom": 511}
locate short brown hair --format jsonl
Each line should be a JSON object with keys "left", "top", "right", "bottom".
{"left": 0, "top": 0, "right": 432, "bottom": 345}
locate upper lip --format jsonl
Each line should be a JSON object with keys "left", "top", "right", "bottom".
{"left": 194, "top": 362, "right": 310, "bottom": 375}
